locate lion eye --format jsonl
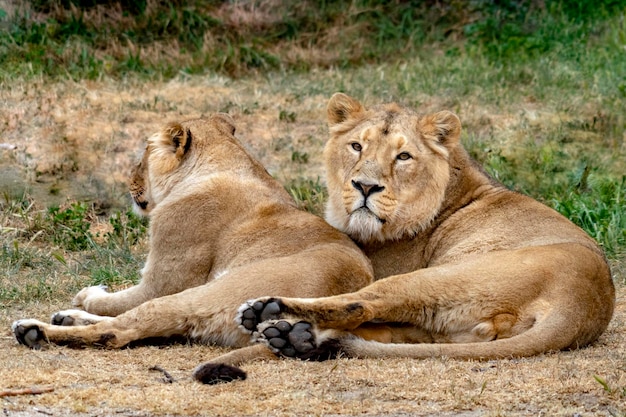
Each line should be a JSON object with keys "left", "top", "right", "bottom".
{"left": 397, "top": 152, "right": 412, "bottom": 161}
{"left": 351, "top": 142, "right": 362, "bottom": 152}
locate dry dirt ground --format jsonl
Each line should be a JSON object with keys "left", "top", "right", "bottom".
{"left": 1, "top": 75, "right": 625, "bottom": 416}
{"left": 0, "top": 293, "right": 624, "bottom": 417}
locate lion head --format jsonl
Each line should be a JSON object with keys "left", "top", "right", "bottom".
{"left": 129, "top": 113, "right": 238, "bottom": 216}
{"left": 323, "top": 93, "right": 462, "bottom": 243}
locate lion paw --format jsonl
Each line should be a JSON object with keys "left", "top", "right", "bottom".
{"left": 72, "top": 285, "right": 108, "bottom": 309}
{"left": 236, "top": 298, "right": 285, "bottom": 334}
{"left": 257, "top": 320, "right": 316, "bottom": 358}
{"left": 51, "top": 309, "right": 107, "bottom": 326}
{"left": 12, "top": 319, "right": 47, "bottom": 350}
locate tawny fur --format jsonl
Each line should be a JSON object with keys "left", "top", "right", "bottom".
{"left": 12, "top": 115, "right": 373, "bottom": 365}
{"left": 245, "top": 93, "right": 615, "bottom": 360}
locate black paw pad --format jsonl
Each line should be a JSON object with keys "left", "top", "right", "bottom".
{"left": 193, "top": 363, "right": 247, "bottom": 385}
{"left": 288, "top": 322, "right": 315, "bottom": 353}
{"left": 240, "top": 299, "right": 283, "bottom": 332}
{"left": 263, "top": 320, "right": 292, "bottom": 350}
{"left": 262, "top": 320, "right": 314, "bottom": 358}
{"left": 51, "top": 313, "right": 75, "bottom": 326}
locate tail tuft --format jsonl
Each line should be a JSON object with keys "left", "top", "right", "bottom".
{"left": 193, "top": 363, "right": 247, "bottom": 385}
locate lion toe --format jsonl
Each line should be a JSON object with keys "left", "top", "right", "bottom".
{"left": 237, "top": 298, "right": 285, "bottom": 334}
{"left": 257, "top": 320, "right": 316, "bottom": 358}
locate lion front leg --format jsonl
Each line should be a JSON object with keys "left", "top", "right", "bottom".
{"left": 12, "top": 310, "right": 182, "bottom": 349}
{"left": 51, "top": 309, "right": 111, "bottom": 326}
{"left": 237, "top": 293, "right": 377, "bottom": 336}
{"left": 13, "top": 294, "right": 191, "bottom": 349}
{"left": 72, "top": 283, "right": 153, "bottom": 317}
{"left": 12, "top": 318, "right": 126, "bottom": 349}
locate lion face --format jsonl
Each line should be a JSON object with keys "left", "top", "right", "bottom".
{"left": 128, "top": 114, "right": 237, "bottom": 216}
{"left": 129, "top": 150, "right": 152, "bottom": 216}
{"left": 323, "top": 93, "right": 461, "bottom": 243}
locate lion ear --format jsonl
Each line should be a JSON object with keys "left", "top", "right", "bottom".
{"left": 418, "top": 111, "right": 461, "bottom": 146}
{"left": 213, "top": 113, "right": 236, "bottom": 135}
{"left": 163, "top": 122, "right": 192, "bottom": 160}
{"left": 327, "top": 93, "right": 365, "bottom": 126}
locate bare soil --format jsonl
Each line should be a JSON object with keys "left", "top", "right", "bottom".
{"left": 1, "top": 75, "right": 624, "bottom": 416}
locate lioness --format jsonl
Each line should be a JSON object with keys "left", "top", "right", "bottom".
{"left": 12, "top": 114, "right": 373, "bottom": 383}
{"left": 237, "top": 93, "right": 616, "bottom": 360}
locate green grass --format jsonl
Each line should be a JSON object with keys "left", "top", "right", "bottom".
{"left": 2, "top": 0, "right": 624, "bottom": 80}
{"left": 0, "top": 0, "right": 624, "bottom": 300}
{"left": 0, "top": 194, "right": 148, "bottom": 304}
{"left": 286, "top": 177, "right": 327, "bottom": 217}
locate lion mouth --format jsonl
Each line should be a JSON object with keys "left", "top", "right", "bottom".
{"left": 353, "top": 206, "right": 386, "bottom": 224}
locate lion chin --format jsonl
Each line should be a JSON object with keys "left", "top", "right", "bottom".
{"left": 346, "top": 207, "right": 385, "bottom": 243}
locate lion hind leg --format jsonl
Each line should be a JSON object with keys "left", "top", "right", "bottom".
{"left": 255, "top": 319, "right": 346, "bottom": 360}
{"left": 249, "top": 307, "right": 588, "bottom": 361}
{"left": 334, "top": 308, "right": 587, "bottom": 360}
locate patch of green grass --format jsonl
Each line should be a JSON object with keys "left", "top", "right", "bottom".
{"left": 291, "top": 150, "right": 309, "bottom": 164}
{"left": 106, "top": 209, "right": 148, "bottom": 248}
{"left": 86, "top": 209, "right": 147, "bottom": 287}
{"left": 3, "top": 0, "right": 625, "bottom": 81}
{"left": 84, "top": 244, "right": 143, "bottom": 288}
{"left": 594, "top": 374, "right": 626, "bottom": 399}
{"left": 0, "top": 272, "right": 54, "bottom": 304}
{"left": 552, "top": 176, "right": 626, "bottom": 258}
{"left": 286, "top": 177, "right": 327, "bottom": 217}
{"left": 47, "top": 202, "right": 94, "bottom": 251}
{"left": 279, "top": 109, "right": 297, "bottom": 123}
{"left": 0, "top": 193, "right": 148, "bottom": 303}
{"left": 0, "top": 241, "right": 54, "bottom": 278}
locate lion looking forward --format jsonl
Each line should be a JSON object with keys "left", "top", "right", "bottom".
{"left": 237, "top": 93, "right": 615, "bottom": 361}
{"left": 12, "top": 114, "right": 373, "bottom": 383}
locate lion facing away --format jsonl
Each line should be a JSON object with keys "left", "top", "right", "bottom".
{"left": 12, "top": 114, "right": 373, "bottom": 383}
{"left": 238, "top": 93, "right": 616, "bottom": 361}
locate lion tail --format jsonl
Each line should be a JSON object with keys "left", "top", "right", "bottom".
{"left": 338, "top": 311, "right": 605, "bottom": 360}
{"left": 192, "top": 344, "right": 277, "bottom": 384}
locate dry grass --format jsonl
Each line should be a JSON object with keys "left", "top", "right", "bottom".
{"left": 1, "top": 291, "right": 624, "bottom": 416}
{"left": 1, "top": 73, "right": 624, "bottom": 416}
{"left": 0, "top": 75, "right": 331, "bottom": 210}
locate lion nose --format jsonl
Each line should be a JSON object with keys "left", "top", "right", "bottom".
{"left": 352, "top": 180, "right": 385, "bottom": 198}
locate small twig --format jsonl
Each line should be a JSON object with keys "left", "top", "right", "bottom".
{"left": 149, "top": 365, "right": 175, "bottom": 383}
{"left": 0, "top": 386, "right": 55, "bottom": 397}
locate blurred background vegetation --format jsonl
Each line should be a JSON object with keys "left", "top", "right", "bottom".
{"left": 1, "top": 0, "right": 624, "bottom": 79}
{"left": 0, "top": 0, "right": 624, "bottom": 298}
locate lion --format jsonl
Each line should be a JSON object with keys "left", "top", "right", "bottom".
{"left": 12, "top": 114, "right": 374, "bottom": 383}
{"left": 236, "top": 93, "right": 616, "bottom": 361}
